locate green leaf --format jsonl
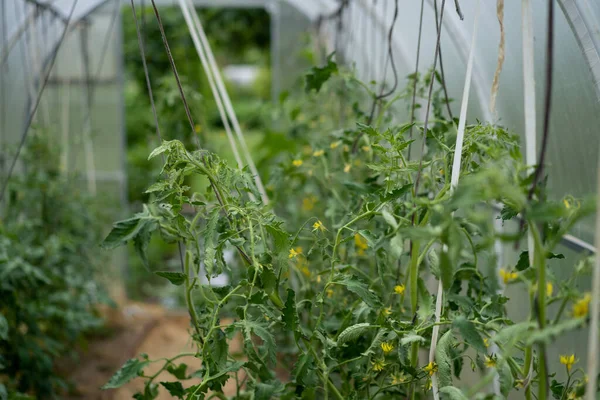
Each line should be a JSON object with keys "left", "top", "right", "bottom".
{"left": 500, "top": 204, "right": 518, "bottom": 221}
{"left": 101, "top": 206, "right": 157, "bottom": 249}
{"left": 239, "top": 321, "right": 276, "bottom": 365}
{"left": 332, "top": 275, "right": 382, "bottom": 308}
{"left": 380, "top": 183, "right": 413, "bottom": 203}
{"left": 547, "top": 252, "right": 565, "bottom": 259}
{"left": 203, "top": 361, "right": 245, "bottom": 384}
{"left": 417, "top": 278, "right": 434, "bottom": 322}
{"left": 452, "top": 316, "right": 486, "bottom": 353}
{"left": 337, "top": 323, "right": 372, "bottom": 345}
{"left": 102, "top": 358, "right": 149, "bottom": 389}
{"left": 498, "top": 361, "right": 514, "bottom": 397}
{"left": 400, "top": 334, "right": 426, "bottom": 346}
{"left": 293, "top": 353, "right": 318, "bottom": 386}
{"left": 439, "top": 387, "right": 469, "bottom": 400}
{"left": 493, "top": 321, "right": 535, "bottom": 347}
{"left": 155, "top": 271, "right": 187, "bottom": 286}
{"left": 516, "top": 251, "right": 530, "bottom": 271}
{"left": 525, "top": 318, "right": 584, "bottom": 345}
{"left": 305, "top": 56, "right": 338, "bottom": 93}
{"left": 0, "top": 314, "right": 7, "bottom": 340}
{"left": 254, "top": 380, "right": 285, "bottom": 400}
{"left": 440, "top": 249, "right": 454, "bottom": 291}
{"left": 435, "top": 330, "right": 455, "bottom": 388}
{"left": 390, "top": 233, "right": 404, "bottom": 258}
{"left": 282, "top": 289, "right": 299, "bottom": 333}
{"left": 159, "top": 382, "right": 185, "bottom": 399}
{"left": 381, "top": 209, "right": 398, "bottom": 229}
{"left": 362, "top": 329, "right": 388, "bottom": 357}
{"left": 166, "top": 363, "right": 188, "bottom": 380}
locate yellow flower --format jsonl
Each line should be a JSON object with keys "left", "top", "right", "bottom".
{"left": 354, "top": 233, "right": 368, "bottom": 255}
{"left": 289, "top": 247, "right": 302, "bottom": 259}
{"left": 381, "top": 342, "right": 394, "bottom": 354}
{"left": 326, "top": 288, "right": 334, "bottom": 298}
{"left": 354, "top": 159, "right": 362, "bottom": 167}
{"left": 343, "top": 163, "right": 351, "bottom": 173}
{"left": 394, "top": 284, "right": 405, "bottom": 295}
{"left": 293, "top": 159, "right": 303, "bottom": 167}
{"left": 362, "top": 145, "right": 371, "bottom": 152}
{"left": 313, "top": 149, "right": 325, "bottom": 157}
{"left": 382, "top": 307, "right": 392, "bottom": 317}
{"left": 343, "top": 145, "right": 350, "bottom": 152}
{"left": 573, "top": 293, "right": 591, "bottom": 318}
{"left": 424, "top": 362, "right": 437, "bottom": 376}
{"left": 313, "top": 220, "right": 326, "bottom": 232}
{"left": 302, "top": 196, "right": 317, "bottom": 211}
{"left": 194, "top": 124, "right": 202, "bottom": 133}
{"left": 330, "top": 141, "right": 341, "bottom": 149}
{"left": 546, "top": 282, "right": 553, "bottom": 297}
{"left": 564, "top": 198, "right": 571, "bottom": 209}
{"left": 567, "top": 391, "right": 578, "bottom": 400}
{"left": 484, "top": 355, "right": 497, "bottom": 368}
{"left": 371, "top": 359, "right": 386, "bottom": 372}
{"left": 391, "top": 372, "right": 407, "bottom": 385}
{"left": 301, "top": 266, "right": 311, "bottom": 278}
{"left": 499, "top": 268, "right": 518, "bottom": 284}
{"left": 560, "top": 354, "right": 577, "bottom": 372}
{"left": 483, "top": 338, "right": 489, "bottom": 348}
{"left": 317, "top": 275, "right": 322, "bottom": 283}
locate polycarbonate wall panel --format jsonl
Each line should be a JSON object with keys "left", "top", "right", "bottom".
{"left": 315, "top": 0, "right": 600, "bottom": 246}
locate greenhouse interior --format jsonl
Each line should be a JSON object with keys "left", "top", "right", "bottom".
{"left": 1, "top": 0, "right": 600, "bottom": 399}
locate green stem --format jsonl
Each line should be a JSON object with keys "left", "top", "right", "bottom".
{"left": 531, "top": 223, "right": 548, "bottom": 400}
{"left": 409, "top": 239, "right": 421, "bottom": 399}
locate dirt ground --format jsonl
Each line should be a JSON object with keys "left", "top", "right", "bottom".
{"left": 62, "top": 302, "right": 242, "bottom": 400}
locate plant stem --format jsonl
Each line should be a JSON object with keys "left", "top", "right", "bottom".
{"left": 531, "top": 223, "right": 548, "bottom": 400}
{"left": 409, "top": 239, "right": 421, "bottom": 398}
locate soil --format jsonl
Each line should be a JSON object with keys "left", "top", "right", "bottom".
{"left": 61, "top": 302, "right": 242, "bottom": 400}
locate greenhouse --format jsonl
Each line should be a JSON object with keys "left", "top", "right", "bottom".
{"left": 1, "top": 0, "right": 600, "bottom": 398}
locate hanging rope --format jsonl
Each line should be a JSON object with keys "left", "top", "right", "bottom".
{"left": 489, "top": 0, "right": 505, "bottom": 115}
{"left": 413, "top": 0, "right": 446, "bottom": 196}
{"left": 177, "top": 0, "right": 245, "bottom": 176}
{"left": 181, "top": 0, "right": 269, "bottom": 205}
{"left": 428, "top": 2, "right": 480, "bottom": 398}
{"left": 407, "top": 0, "right": 426, "bottom": 161}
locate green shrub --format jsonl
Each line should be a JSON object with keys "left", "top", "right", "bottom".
{"left": 0, "top": 134, "right": 109, "bottom": 398}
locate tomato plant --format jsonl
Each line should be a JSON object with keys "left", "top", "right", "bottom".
{"left": 103, "top": 63, "right": 597, "bottom": 399}
{"left": 0, "top": 133, "right": 110, "bottom": 399}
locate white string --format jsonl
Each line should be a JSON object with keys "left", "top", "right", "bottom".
{"left": 183, "top": 0, "right": 269, "bottom": 205}
{"left": 176, "top": 0, "right": 245, "bottom": 175}
{"left": 521, "top": 0, "right": 537, "bottom": 389}
{"left": 429, "top": 1, "right": 480, "bottom": 398}
{"left": 585, "top": 146, "right": 600, "bottom": 399}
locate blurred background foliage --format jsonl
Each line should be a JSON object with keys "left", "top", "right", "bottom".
{"left": 122, "top": 6, "right": 299, "bottom": 301}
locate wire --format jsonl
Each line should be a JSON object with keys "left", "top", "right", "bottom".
{"left": 434, "top": 0, "right": 455, "bottom": 122}
{"left": 130, "top": 0, "right": 162, "bottom": 142}
{"left": 407, "top": 0, "right": 426, "bottom": 161}
{"left": 413, "top": 0, "right": 447, "bottom": 197}
{"left": 0, "top": 0, "right": 79, "bottom": 204}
